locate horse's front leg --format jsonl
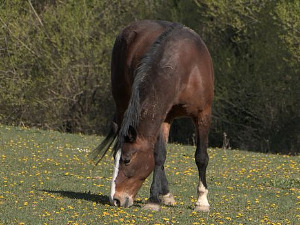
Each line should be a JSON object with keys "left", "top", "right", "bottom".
{"left": 193, "top": 111, "right": 211, "bottom": 212}
{"left": 143, "top": 132, "right": 175, "bottom": 211}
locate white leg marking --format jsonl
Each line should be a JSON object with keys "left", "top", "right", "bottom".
{"left": 195, "top": 181, "right": 210, "bottom": 212}
{"left": 110, "top": 149, "right": 121, "bottom": 204}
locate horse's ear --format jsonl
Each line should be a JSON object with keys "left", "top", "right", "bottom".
{"left": 125, "top": 125, "right": 137, "bottom": 143}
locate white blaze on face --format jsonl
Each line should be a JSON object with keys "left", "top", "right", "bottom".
{"left": 110, "top": 149, "right": 121, "bottom": 204}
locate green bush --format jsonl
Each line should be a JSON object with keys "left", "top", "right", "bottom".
{"left": 0, "top": 0, "right": 298, "bottom": 154}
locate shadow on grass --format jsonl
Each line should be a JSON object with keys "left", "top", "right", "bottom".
{"left": 38, "top": 190, "right": 167, "bottom": 208}
{"left": 39, "top": 189, "right": 110, "bottom": 205}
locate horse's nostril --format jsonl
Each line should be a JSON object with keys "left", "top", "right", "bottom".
{"left": 113, "top": 198, "right": 120, "bottom": 207}
{"left": 124, "top": 196, "right": 130, "bottom": 207}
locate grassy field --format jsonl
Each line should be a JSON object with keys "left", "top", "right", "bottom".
{"left": 0, "top": 125, "right": 299, "bottom": 225}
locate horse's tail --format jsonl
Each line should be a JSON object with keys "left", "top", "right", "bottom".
{"left": 89, "top": 121, "right": 118, "bottom": 165}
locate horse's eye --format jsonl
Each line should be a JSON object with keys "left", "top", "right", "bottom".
{"left": 122, "top": 155, "right": 131, "bottom": 165}
{"left": 124, "top": 158, "right": 131, "bottom": 165}
{"left": 121, "top": 149, "right": 137, "bottom": 166}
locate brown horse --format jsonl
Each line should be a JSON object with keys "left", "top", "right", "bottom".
{"left": 91, "top": 20, "right": 214, "bottom": 211}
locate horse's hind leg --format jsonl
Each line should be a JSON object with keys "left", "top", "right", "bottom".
{"left": 143, "top": 128, "right": 175, "bottom": 211}
{"left": 162, "top": 122, "right": 171, "bottom": 143}
{"left": 193, "top": 108, "right": 211, "bottom": 212}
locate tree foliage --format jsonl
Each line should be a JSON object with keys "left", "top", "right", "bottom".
{"left": 0, "top": 0, "right": 298, "bottom": 154}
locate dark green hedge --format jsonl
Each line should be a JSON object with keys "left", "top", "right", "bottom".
{"left": 0, "top": 0, "right": 299, "bottom": 154}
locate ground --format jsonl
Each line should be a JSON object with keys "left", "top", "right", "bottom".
{"left": 0, "top": 125, "right": 299, "bottom": 224}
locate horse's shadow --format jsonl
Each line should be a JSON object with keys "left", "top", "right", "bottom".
{"left": 39, "top": 189, "right": 110, "bottom": 205}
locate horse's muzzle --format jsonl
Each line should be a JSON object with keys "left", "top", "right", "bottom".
{"left": 110, "top": 194, "right": 133, "bottom": 208}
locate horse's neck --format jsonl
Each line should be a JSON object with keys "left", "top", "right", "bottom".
{"left": 137, "top": 77, "right": 177, "bottom": 139}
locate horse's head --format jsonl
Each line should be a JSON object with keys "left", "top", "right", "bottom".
{"left": 110, "top": 126, "right": 155, "bottom": 207}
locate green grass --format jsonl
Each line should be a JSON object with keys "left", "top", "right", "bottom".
{"left": 0, "top": 124, "right": 299, "bottom": 225}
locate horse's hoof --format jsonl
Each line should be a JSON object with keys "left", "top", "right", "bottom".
{"left": 161, "top": 193, "right": 176, "bottom": 206}
{"left": 194, "top": 205, "right": 210, "bottom": 212}
{"left": 142, "top": 203, "right": 161, "bottom": 211}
